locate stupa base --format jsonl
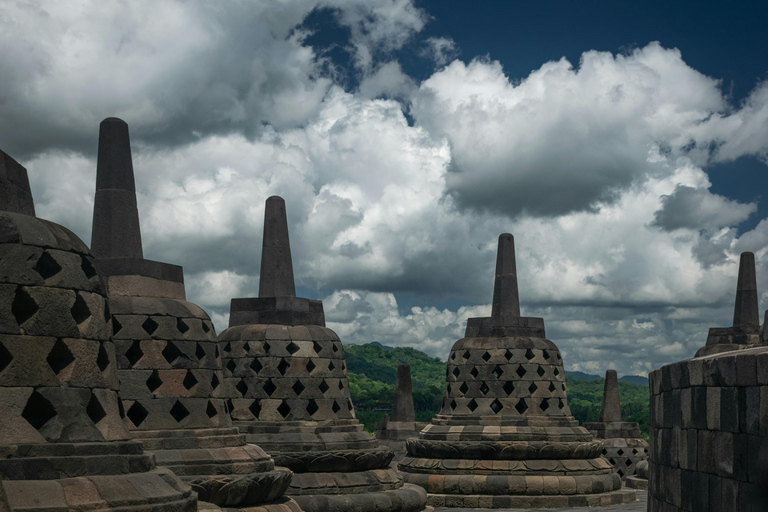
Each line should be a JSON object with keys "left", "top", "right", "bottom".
{"left": 199, "top": 496, "right": 304, "bottom": 512}
{"left": 291, "top": 483, "right": 430, "bottom": 512}
{"left": 624, "top": 475, "right": 648, "bottom": 490}
{"left": 423, "top": 489, "right": 636, "bottom": 508}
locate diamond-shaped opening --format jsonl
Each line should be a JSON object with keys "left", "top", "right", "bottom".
{"left": 609, "top": 458, "right": 616, "bottom": 465}
{"left": 492, "top": 365, "right": 503, "bottom": 378}
{"left": 211, "top": 373, "right": 220, "bottom": 389}
{"left": 632, "top": 448, "right": 639, "bottom": 455}
{"left": 103, "top": 301, "right": 111, "bottom": 324}
{"left": 463, "top": 350, "right": 471, "bottom": 359}
{"left": 264, "top": 341, "right": 271, "bottom": 353}
{"left": 0, "top": 342, "right": 12, "bottom": 373}
{"left": 338, "top": 380, "right": 344, "bottom": 390}
{"left": 34, "top": 251, "right": 62, "bottom": 280}
{"left": 183, "top": 370, "right": 198, "bottom": 390}
{"left": 548, "top": 382, "right": 556, "bottom": 393}
{"left": 504, "top": 349, "right": 513, "bottom": 361}
{"left": 481, "top": 351, "right": 491, "bottom": 362}
{"left": 292, "top": 380, "right": 305, "bottom": 396}
{"left": 195, "top": 343, "right": 205, "bottom": 360}
{"left": 617, "top": 469, "right": 624, "bottom": 477}
{"left": 112, "top": 317, "right": 122, "bottom": 335}
{"left": 307, "top": 399, "right": 319, "bottom": 416}
{"left": 142, "top": 317, "right": 159, "bottom": 336}
{"left": 146, "top": 371, "right": 162, "bottom": 392}
{"left": 342, "top": 362, "right": 346, "bottom": 371}
{"left": 202, "top": 321, "right": 210, "bottom": 333}
{"left": 562, "top": 383, "right": 566, "bottom": 391}
{"left": 515, "top": 398, "right": 528, "bottom": 414}
{"left": 86, "top": 393, "right": 106, "bottom": 424}
{"left": 177, "top": 318, "right": 190, "bottom": 334}
{"left": 313, "top": 341, "right": 322, "bottom": 354}
{"left": 490, "top": 399, "right": 503, "bottom": 414}
{"left": 278, "top": 358, "right": 290, "bottom": 376}
{"left": 319, "top": 380, "right": 329, "bottom": 394}
{"left": 557, "top": 353, "right": 561, "bottom": 360}
{"left": 540, "top": 398, "right": 550, "bottom": 411}
{"left": 22, "top": 391, "right": 56, "bottom": 430}
{"left": 516, "top": 365, "right": 527, "bottom": 378}
{"left": 287, "top": 342, "right": 300, "bottom": 355}
{"left": 537, "top": 366, "right": 546, "bottom": 377}
{"left": 328, "top": 361, "right": 335, "bottom": 371}
{"left": 263, "top": 379, "right": 277, "bottom": 396}
{"left": 118, "top": 398, "right": 125, "bottom": 418}
{"left": 215, "top": 345, "right": 220, "bottom": 358}
{"left": 162, "top": 341, "right": 184, "bottom": 365}
{"left": 452, "top": 367, "right": 460, "bottom": 378}
{"left": 12, "top": 287, "right": 38, "bottom": 326}
{"left": 467, "top": 399, "right": 478, "bottom": 412}
{"left": 96, "top": 344, "right": 110, "bottom": 372}
{"left": 127, "top": 401, "right": 148, "bottom": 427}
{"left": 528, "top": 382, "right": 538, "bottom": 394}
{"left": 224, "top": 342, "right": 232, "bottom": 353}
{"left": 348, "top": 399, "right": 354, "bottom": 411}
{"left": 226, "top": 359, "right": 236, "bottom": 374}
{"left": 460, "top": 382, "right": 469, "bottom": 394}
{"left": 554, "top": 367, "right": 560, "bottom": 376}
{"left": 450, "top": 399, "right": 457, "bottom": 410}
{"left": 602, "top": 448, "right": 608, "bottom": 455}
{"left": 503, "top": 381, "right": 515, "bottom": 395}
{"left": 450, "top": 352, "right": 456, "bottom": 360}
{"left": 332, "top": 343, "right": 339, "bottom": 352}
{"left": 525, "top": 349, "right": 535, "bottom": 360}
{"left": 170, "top": 400, "right": 190, "bottom": 422}
{"left": 243, "top": 342, "right": 251, "bottom": 353}
{"left": 236, "top": 379, "right": 248, "bottom": 397}
{"left": 206, "top": 401, "right": 218, "bottom": 418}
{"left": 250, "top": 359, "right": 263, "bottom": 374}
{"left": 446, "top": 383, "right": 452, "bottom": 393}
{"left": 277, "top": 400, "right": 291, "bottom": 419}
{"left": 625, "top": 458, "right": 633, "bottom": 467}
{"left": 126, "top": 340, "right": 143, "bottom": 366}
{"left": 480, "top": 382, "right": 490, "bottom": 395}
{"left": 617, "top": 448, "right": 625, "bottom": 456}
{"left": 47, "top": 339, "right": 75, "bottom": 375}
{"left": 332, "top": 401, "right": 341, "bottom": 413}
{"left": 306, "top": 360, "right": 316, "bottom": 373}
{"left": 224, "top": 399, "right": 232, "bottom": 414}
{"left": 249, "top": 400, "right": 261, "bottom": 418}
{"left": 558, "top": 399, "right": 565, "bottom": 409}
{"left": 70, "top": 294, "right": 91, "bottom": 325}
{"left": 542, "top": 350, "right": 550, "bottom": 360}
{"left": 470, "top": 366, "right": 479, "bottom": 378}
{"left": 80, "top": 255, "right": 98, "bottom": 279}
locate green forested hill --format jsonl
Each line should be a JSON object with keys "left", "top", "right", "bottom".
{"left": 344, "top": 342, "right": 649, "bottom": 438}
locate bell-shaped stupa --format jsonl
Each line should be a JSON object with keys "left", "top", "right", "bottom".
{"left": 218, "top": 196, "right": 429, "bottom": 512}
{"left": 398, "top": 234, "right": 636, "bottom": 508}
{"left": 583, "top": 370, "right": 648, "bottom": 481}
{"left": 91, "top": 118, "right": 299, "bottom": 510}
{"left": 0, "top": 148, "right": 195, "bottom": 511}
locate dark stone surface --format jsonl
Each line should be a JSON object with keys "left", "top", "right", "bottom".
{"left": 732, "top": 252, "right": 759, "bottom": 331}
{"left": 229, "top": 296, "right": 325, "bottom": 327}
{"left": 393, "top": 364, "right": 415, "bottom": 422}
{"left": 97, "top": 257, "right": 184, "bottom": 282}
{"left": 599, "top": 370, "right": 621, "bottom": 423}
{"left": 259, "top": 196, "right": 296, "bottom": 298}
{"left": 0, "top": 150, "right": 35, "bottom": 217}
{"left": 491, "top": 233, "right": 520, "bottom": 318}
{"left": 90, "top": 118, "right": 143, "bottom": 261}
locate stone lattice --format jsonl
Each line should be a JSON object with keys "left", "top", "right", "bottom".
{"left": 0, "top": 148, "right": 196, "bottom": 511}
{"left": 375, "top": 364, "right": 428, "bottom": 461}
{"left": 398, "top": 234, "right": 636, "bottom": 508}
{"left": 219, "top": 196, "right": 429, "bottom": 512}
{"left": 91, "top": 118, "right": 299, "bottom": 511}
{"left": 583, "top": 370, "right": 648, "bottom": 480}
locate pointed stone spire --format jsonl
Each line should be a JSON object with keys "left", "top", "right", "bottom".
{"left": 90, "top": 117, "right": 143, "bottom": 260}
{"left": 0, "top": 149, "right": 35, "bottom": 216}
{"left": 732, "top": 252, "right": 759, "bottom": 330}
{"left": 259, "top": 196, "right": 296, "bottom": 297}
{"left": 491, "top": 233, "right": 520, "bottom": 318}
{"left": 599, "top": 370, "right": 622, "bottom": 423}
{"left": 392, "top": 364, "right": 416, "bottom": 422}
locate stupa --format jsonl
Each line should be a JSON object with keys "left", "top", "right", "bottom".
{"left": 374, "top": 364, "right": 428, "bottom": 460}
{"left": 398, "top": 234, "right": 636, "bottom": 508}
{"left": 696, "top": 252, "right": 762, "bottom": 357}
{"left": 218, "top": 196, "right": 429, "bottom": 512}
{"left": 0, "top": 148, "right": 195, "bottom": 510}
{"left": 91, "top": 118, "right": 298, "bottom": 510}
{"left": 583, "top": 370, "right": 648, "bottom": 481}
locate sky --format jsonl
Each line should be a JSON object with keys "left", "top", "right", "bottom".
{"left": 2, "top": 0, "right": 768, "bottom": 377}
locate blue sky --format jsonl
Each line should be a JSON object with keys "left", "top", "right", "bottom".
{"left": 2, "top": 0, "right": 767, "bottom": 376}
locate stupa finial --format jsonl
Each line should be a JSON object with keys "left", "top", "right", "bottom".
{"left": 90, "top": 117, "right": 143, "bottom": 259}
{"left": 0, "top": 149, "right": 35, "bottom": 216}
{"left": 259, "top": 196, "right": 296, "bottom": 297}
{"left": 491, "top": 233, "right": 520, "bottom": 318}
{"left": 733, "top": 252, "right": 759, "bottom": 330}
{"left": 599, "top": 369, "right": 622, "bottom": 423}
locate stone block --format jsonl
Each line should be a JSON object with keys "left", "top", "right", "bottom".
{"left": 706, "top": 387, "right": 721, "bottom": 431}
{"left": 713, "top": 431, "right": 734, "bottom": 478}
{"left": 720, "top": 387, "right": 739, "bottom": 433}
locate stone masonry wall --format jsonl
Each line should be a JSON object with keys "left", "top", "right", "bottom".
{"left": 648, "top": 346, "right": 768, "bottom": 511}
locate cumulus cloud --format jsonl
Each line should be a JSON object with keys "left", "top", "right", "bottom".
{"left": 652, "top": 184, "right": 756, "bottom": 231}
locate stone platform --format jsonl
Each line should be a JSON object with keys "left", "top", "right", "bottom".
{"left": 432, "top": 490, "right": 646, "bottom": 512}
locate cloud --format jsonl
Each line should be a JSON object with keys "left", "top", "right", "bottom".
{"left": 652, "top": 184, "right": 756, "bottom": 231}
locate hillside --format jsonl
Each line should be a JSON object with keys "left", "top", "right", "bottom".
{"left": 344, "top": 342, "right": 650, "bottom": 438}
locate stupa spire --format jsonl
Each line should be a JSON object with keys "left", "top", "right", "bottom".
{"left": 491, "top": 233, "right": 520, "bottom": 318}
{"left": 599, "top": 369, "right": 622, "bottom": 423}
{"left": 258, "top": 195, "right": 296, "bottom": 297}
{"left": 0, "top": 149, "right": 35, "bottom": 216}
{"left": 90, "top": 117, "right": 143, "bottom": 260}
{"left": 732, "top": 251, "right": 759, "bottom": 330}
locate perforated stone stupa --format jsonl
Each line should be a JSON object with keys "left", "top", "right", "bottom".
{"left": 398, "top": 234, "right": 636, "bottom": 508}
{"left": 583, "top": 370, "right": 648, "bottom": 481}
{"left": 218, "top": 196, "right": 429, "bottom": 512}
{"left": 0, "top": 148, "right": 195, "bottom": 511}
{"left": 91, "top": 118, "right": 298, "bottom": 511}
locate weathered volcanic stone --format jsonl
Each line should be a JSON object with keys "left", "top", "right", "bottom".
{"left": 697, "top": 252, "right": 762, "bottom": 357}
{"left": 218, "top": 196, "right": 429, "bottom": 512}
{"left": 397, "top": 234, "right": 636, "bottom": 508}
{"left": 90, "top": 118, "right": 298, "bottom": 511}
{"left": 0, "top": 149, "right": 35, "bottom": 217}
{"left": 375, "top": 365, "right": 427, "bottom": 461}
{"left": 0, "top": 152, "right": 195, "bottom": 512}
{"left": 583, "top": 370, "right": 649, "bottom": 480}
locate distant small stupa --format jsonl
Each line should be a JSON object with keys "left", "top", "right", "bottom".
{"left": 375, "top": 364, "right": 428, "bottom": 460}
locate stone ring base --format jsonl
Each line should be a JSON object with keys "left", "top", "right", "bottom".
{"left": 200, "top": 496, "right": 303, "bottom": 512}
{"left": 624, "top": 476, "right": 648, "bottom": 490}
{"left": 402, "top": 472, "right": 623, "bottom": 496}
{"left": 288, "top": 467, "right": 403, "bottom": 495}
{"left": 425, "top": 489, "right": 637, "bottom": 509}
{"left": 292, "top": 483, "right": 430, "bottom": 512}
